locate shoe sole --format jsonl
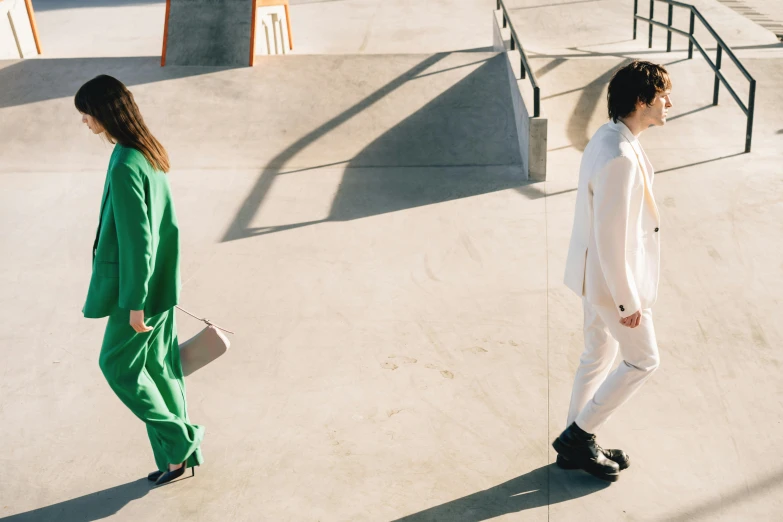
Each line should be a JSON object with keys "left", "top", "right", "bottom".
{"left": 552, "top": 438, "right": 621, "bottom": 482}
{"left": 557, "top": 454, "right": 630, "bottom": 471}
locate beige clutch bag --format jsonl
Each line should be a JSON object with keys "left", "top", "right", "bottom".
{"left": 176, "top": 306, "right": 234, "bottom": 377}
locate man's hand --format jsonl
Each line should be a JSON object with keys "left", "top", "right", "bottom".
{"left": 130, "top": 310, "right": 153, "bottom": 333}
{"left": 619, "top": 310, "right": 642, "bottom": 328}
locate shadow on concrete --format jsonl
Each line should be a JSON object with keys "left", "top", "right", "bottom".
{"left": 655, "top": 152, "right": 746, "bottom": 174}
{"left": 0, "top": 479, "right": 150, "bottom": 522}
{"left": 222, "top": 53, "right": 527, "bottom": 241}
{"left": 510, "top": 0, "right": 601, "bottom": 10}
{"left": 32, "top": 0, "right": 163, "bottom": 11}
{"left": 458, "top": 46, "right": 497, "bottom": 53}
{"left": 411, "top": 58, "right": 495, "bottom": 80}
{"left": 664, "top": 57, "right": 691, "bottom": 66}
{"left": 534, "top": 57, "right": 567, "bottom": 79}
{"left": 531, "top": 41, "right": 783, "bottom": 60}
{"left": 0, "top": 57, "right": 240, "bottom": 109}
{"left": 392, "top": 464, "right": 609, "bottom": 521}
{"left": 564, "top": 59, "right": 632, "bottom": 151}
{"left": 666, "top": 104, "right": 712, "bottom": 121}
{"left": 660, "top": 467, "right": 783, "bottom": 521}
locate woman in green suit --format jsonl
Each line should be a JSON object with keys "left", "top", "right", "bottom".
{"left": 76, "top": 75, "right": 203, "bottom": 487}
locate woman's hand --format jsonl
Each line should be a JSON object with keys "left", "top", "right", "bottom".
{"left": 130, "top": 310, "right": 153, "bottom": 333}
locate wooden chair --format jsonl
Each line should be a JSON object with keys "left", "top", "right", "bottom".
{"left": 1, "top": 0, "right": 42, "bottom": 57}
{"left": 257, "top": 0, "right": 293, "bottom": 50}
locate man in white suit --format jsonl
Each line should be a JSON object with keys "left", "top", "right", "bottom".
{"left": 553, "top": 61, "right": 673, "bottom": 482}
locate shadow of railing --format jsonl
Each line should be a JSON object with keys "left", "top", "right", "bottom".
{"left": 222, "top": 53, "right": 528, "bottom": 241}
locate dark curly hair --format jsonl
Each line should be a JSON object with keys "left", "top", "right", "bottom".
{"left": 607, "top": 61, "right": 672, "bottom": 122}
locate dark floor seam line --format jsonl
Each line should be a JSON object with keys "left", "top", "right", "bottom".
{"left": 545, "top": 180, "right": 551, "bottom": 521}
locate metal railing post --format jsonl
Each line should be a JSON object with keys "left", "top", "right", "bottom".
{"left": 630, "top": 0, "right": 756, "bottom": 151}
{"left": 534, "top": 86, "right": 540, "bottom": 118}
{"left": 688, "top": 10, "right": 695, "bottom": 59}
{"left": 633, "top": 0, "right": 638, "bottom": 39}
{"left": 648, "top": 0, "right": 654, "bottom": 48}
{"left": 520, "top": 56, "right": 526, "bottom": 79}
{"left": 713, "top": 45, "right": 722, "bottom": 105}
{"left": 745, "top": 80, "right": 755, "bottom": 152}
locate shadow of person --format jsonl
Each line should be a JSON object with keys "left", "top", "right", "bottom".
{"left": 0, "top": 479, "right": 150, "bottom": 522}
{"left": 393, "top": 463, "right": 610, "bottom": 521}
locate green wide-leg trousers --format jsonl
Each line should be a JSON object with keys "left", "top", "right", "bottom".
{"left": 99, "top": 306, "right": 204, "bottom": 472}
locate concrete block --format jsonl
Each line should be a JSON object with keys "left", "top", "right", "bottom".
{"left": 492, "top": 9, "right": 548, "bottom": 181}
{"left": 529, "top": 117, "right": 547, "bottom": 182}
{"left": 164, "top": 0, "right": 254, "bottom": 66}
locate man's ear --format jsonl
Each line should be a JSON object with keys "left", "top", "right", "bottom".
{"left": 635, "top": 97, "right": 647, "bottom": 111}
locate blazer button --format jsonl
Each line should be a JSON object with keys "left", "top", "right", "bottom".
{"left": 619, "top": 305, "right": 625, "bottom": 312}
{"left": 654, "top": 227, "right": 659, "bottom": 232}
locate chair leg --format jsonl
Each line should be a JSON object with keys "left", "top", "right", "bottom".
{"left": 284, "top": 4, "right": 293, "bottom": 50}
{"left": 7, "top": 12, "right": 23, "bottom": 58}
{"left": 23, "top": 0, "right": 42, "bottom": 54}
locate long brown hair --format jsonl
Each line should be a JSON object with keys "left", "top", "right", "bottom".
{"left": 75, "top": 75, "right": 170, "bottom": 173}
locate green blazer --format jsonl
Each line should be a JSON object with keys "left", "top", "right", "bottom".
{"left": 83, "top": 144, "right": 180, "bottom": 319}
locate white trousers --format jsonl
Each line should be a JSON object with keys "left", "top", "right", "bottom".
{"left": 566, "top": 298, "right": 660, "bottom": 434}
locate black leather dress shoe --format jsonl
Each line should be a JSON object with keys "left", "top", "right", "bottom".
{"left": 154, "top": 464, "right": 194, "bottom": 486}
{"left": 556, "top": 447, "right": 630, "bottom": 470}
{"left": 552, "top": 422, "right": 621, "bottom": 482}
{"left": 147, "top": 470, "right": 164, "bottom": 482}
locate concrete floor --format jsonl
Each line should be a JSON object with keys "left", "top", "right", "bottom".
{"left": 1, "top": 0, "right": 783, "bottom": 520}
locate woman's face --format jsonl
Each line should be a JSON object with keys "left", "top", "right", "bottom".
{"left": 80, "top": 112, "right": 105, "bottom": 134}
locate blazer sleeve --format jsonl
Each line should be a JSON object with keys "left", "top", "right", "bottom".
{"left": 592, "top": 155, "right": 641, "bottom": 317}
{"left": 110, "top": 161, "right": 152, "bottom": 311}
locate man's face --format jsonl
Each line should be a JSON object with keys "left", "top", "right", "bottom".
{"left": 639, "top": 89, "right": 673, "bottom": 127}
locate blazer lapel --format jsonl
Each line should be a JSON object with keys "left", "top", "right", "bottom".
{"left": 92, "top": 181, "right": 110, "bottom": 261}
{"left": 630, "top": 142, "right": 660, "bottom": 223}
{"left": 612, "top": 122, "right": 660, "bottom": 223}
{"left": 92, "top": 147, "right": 120, "bottom": 260}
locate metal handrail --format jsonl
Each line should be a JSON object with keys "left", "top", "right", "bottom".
{"left": 496, "top": 0, "right": 540, "bottom": 117}
{"left": 634, "top": 0, "right": 756, "bottom": 152}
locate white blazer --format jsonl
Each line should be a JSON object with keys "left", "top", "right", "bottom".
{"left": 563, "top": 120, "right": 661, "bottom": 318}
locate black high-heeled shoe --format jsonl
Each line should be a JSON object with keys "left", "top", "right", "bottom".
{"left": 147, "top": 470, "right": 164, "bottom": 482}
{"left": 154, "top": 463, "right": 195, "bottom": 486}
